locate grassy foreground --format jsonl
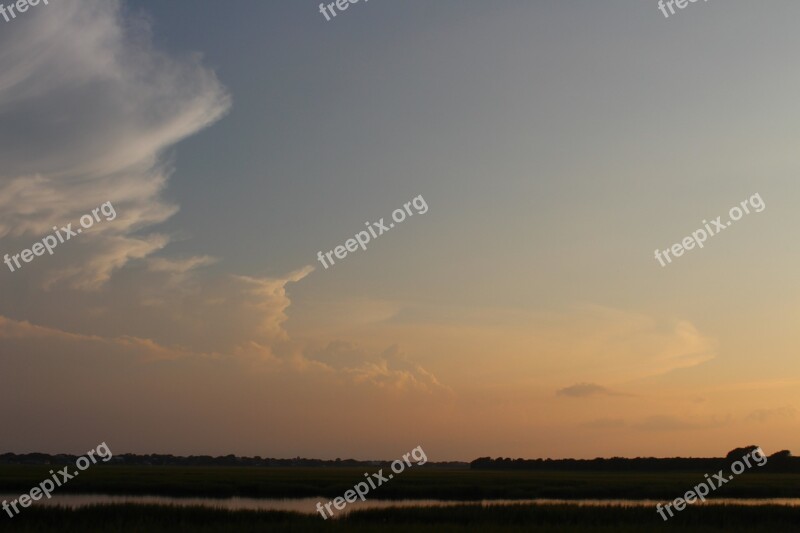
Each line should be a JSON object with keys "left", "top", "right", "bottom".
{"left": 3, "top": 503, "right": 800, "bottom": 532}
{"left": 2, "top": 465, "right": 800, "bottom": 499}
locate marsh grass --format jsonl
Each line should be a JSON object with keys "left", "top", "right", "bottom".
{"left": 3, "top": 503, "right": 800, "bottom": 532}
{"left": 1, "top": 466, "right": 799, "bottom": 499}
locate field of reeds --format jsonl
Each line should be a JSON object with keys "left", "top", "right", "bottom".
{"left": 3, "top": 466, "right": 800, "bottom": 531}
{"left": 4, "top": 503, "right": 800, "bottom": 532}
{"left": 2, "top": 465, "right": 800, "bottom": 500}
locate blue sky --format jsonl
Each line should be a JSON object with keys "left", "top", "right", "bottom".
{"left": 0, "top": 0, "right": 799, "bottom": 459}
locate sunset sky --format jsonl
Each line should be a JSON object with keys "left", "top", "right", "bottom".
{"left": 1, "top": 0, "right": 799, "bottom": 461}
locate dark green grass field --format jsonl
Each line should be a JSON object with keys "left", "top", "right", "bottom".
{"left": 3, "top": 504, "right": 800, "bottom": 532}
{"left": 3, "top": 466, "right": 800, "bottom": 531}
{"left": 2, "top": 465, "right": 800, "bottom": 499}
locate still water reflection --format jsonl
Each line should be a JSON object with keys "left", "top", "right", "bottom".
{"left": 2, "top": 494, "right": 800, "bottom": 515}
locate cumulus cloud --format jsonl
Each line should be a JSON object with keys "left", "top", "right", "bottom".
{"left": 0, "top": 2, "right": 347, "bottom": 378}
{"left": 0, "top": 0, "right": 230, "bottom": 289}
{"left": 0, "top": 2, "right": 338, "bottom": 379}
{"left": 83, "top": 266, "right": 315, "bottom": 354}
{"left": 233, "top": 268, "right": 316, "bottom": 342}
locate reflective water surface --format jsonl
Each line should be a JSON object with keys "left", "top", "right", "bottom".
{"left": 2, "top": 494, "right": 800, "bottom": 515}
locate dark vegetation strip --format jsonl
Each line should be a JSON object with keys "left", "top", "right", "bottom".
{"left": 3, "top": 503, "right": 800, "bottom": 532}
{"left": 2, "top": 466, "right": 800, "bottom": 500}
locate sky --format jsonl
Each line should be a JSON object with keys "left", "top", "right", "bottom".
{"left": 0, "top": 0, "right": 799, "bottom": 461}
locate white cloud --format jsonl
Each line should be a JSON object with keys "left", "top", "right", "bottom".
{"left": 309, "top": 342, "right": 450, "bottom": 393}
{"left": 0, "top": 0, "right": 230, "bottom": 290}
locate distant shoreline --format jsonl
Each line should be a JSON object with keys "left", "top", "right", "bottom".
{"left": 3, "top": 446, "right": 799, "bottom": 473}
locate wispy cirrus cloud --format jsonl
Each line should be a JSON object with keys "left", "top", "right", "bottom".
{"left": 0, "top": 0, "right": 230, "bottom": 290}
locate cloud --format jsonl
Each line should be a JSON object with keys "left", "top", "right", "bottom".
{"left": 0, "top": 3, "right": 328, "bottom": 371}
{"left": 0, "top": 315, "right": 195, "bottom": 363}
{"left": 557, "top": 383, "right": 623, "bottom": 398}
{"left": 0, "top": 308, "right": 451, "bottom": 456}
{"left": 559, "top": 307, "right": 717, "bottom": 381}
{"left": 317, "top": 302, "right": 718, "bottom": 386}
{"left": 0, "top": 0, "right": 443, "bottom": 398}
{"left": 233, "top": 267, "right": 315, "bottom": 342}
{"left": 0, "top": 0, "right": 230, "bottom": 290}
{"left": 147, "top": 255, "right": 219, "bottom": 285}
{"left": 309, "top": 341, "right": 449, "bottom": 393}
